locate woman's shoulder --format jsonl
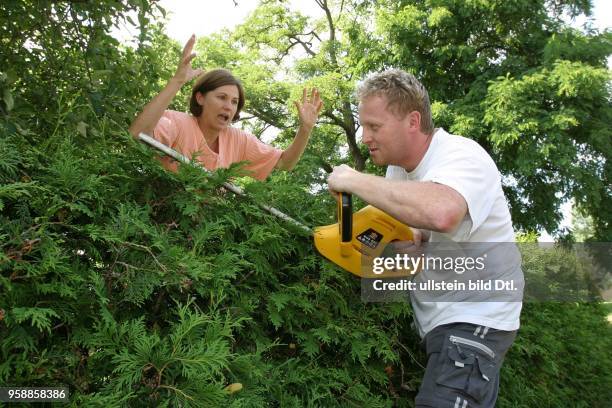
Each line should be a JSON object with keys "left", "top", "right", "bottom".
{"left": 161, "top": 111, "right": 201, "bottom": 136}
{"left": 162, "top": 110, "right": 193, "bottom": 122}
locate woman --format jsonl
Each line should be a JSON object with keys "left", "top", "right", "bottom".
{"left": 129, "top": 34, "right": 323, "bottom": 180}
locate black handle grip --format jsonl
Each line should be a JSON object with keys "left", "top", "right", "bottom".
{"left": 339, "top": 192, "right": 352, "bottom": 242}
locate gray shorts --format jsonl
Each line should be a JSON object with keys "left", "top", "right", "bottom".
{"left": 415, "top": 322, "right": 517, "bottom": 408}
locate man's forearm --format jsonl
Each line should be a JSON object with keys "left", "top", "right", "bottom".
{"left": 346, "top": 173, "right": 466, "bottom": 232}
{"left": 128, "top": 77, "right": 184, "bottom": 138}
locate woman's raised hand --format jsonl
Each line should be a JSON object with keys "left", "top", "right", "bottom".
{"left": 294, "top": 88, "right": 323, "bottom": 129}
{"left": 173, "top": 34, "right": 204, "bottom": 85}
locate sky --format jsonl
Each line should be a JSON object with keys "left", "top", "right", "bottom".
{"left": 156, "top": 0, "right": 316, "bottom": 42}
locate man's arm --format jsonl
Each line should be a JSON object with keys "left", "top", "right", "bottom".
{"left": 328, "top": 165, "right": 467, "bottom": 233}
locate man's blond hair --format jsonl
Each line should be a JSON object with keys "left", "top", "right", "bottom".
{"left": 357, "top": 69, "right": 434, "bottom": 134}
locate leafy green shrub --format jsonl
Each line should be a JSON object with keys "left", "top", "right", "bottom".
{"left": 0, "top": 124, "right": 420, "bottom": 406}
{"left": 2, "top": 113, "right": 611, "bottom": 406}
{"left": 499, "top": 302, "right": 612, "bottom": 408}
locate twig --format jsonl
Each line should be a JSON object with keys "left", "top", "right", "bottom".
{"left": 120, "top": 241, "right": 168, "bottom": 274}
{"left": 158, "top": 384, "right": 194, "bottom": 401}
{"left": 396, "top": 340, "right": 425, "bottom": 369}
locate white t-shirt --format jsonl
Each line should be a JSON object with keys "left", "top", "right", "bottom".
{"left": 386, "top": 128, "right": 523, "bottom": 337}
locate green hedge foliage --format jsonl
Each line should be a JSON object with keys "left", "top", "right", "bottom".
{"left": 1, "top": 121, "right": 610, "bottom": 406}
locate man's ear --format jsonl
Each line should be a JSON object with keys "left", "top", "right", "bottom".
{"left": 408, "top": 110, "right": 421, "bottom": 131}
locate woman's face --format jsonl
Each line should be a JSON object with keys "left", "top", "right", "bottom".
{"left": 196, "top": 84, "right": 240, "bottom": 130}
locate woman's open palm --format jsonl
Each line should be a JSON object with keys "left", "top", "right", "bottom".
{"left": 174, "top": 34, "right": 204, "bottom": 85}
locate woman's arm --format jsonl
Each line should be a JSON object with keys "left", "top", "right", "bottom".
{"left": 128, "top": 34, "right": 203, "bottom": 138}
{"left": 275, "top": 88, "right": 323, "bottom": 171}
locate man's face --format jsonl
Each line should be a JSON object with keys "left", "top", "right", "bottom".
{"left": 358, "top": 95, "right": 413, "bottom": 166}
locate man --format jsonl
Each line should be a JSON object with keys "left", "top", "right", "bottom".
{"left": 327, "top": 69, "right": 523, "bottom": 408}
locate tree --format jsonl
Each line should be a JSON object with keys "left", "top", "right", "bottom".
{"left": 223, "top": 1, "right": 371, "bottom": 171}
{"left": 361, "top": 0, "right": 611, "bottom": 238}
{"left": 572, "top": 203, "right": 595, "bottom": 241}
{"left": 211, "top": 0, "right": 610, "bottom": 238}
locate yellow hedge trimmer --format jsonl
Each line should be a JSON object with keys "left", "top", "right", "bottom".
{"left": 139, "top": 133, "right": 414, "bottom": 277}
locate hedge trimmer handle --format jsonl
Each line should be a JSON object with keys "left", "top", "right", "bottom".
{"left": 338, "top": 192, "right": 352, "bottom": 245}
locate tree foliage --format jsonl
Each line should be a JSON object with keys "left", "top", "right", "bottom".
{"left": 212, "top": 0, "right": 611, "bottom": 238}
